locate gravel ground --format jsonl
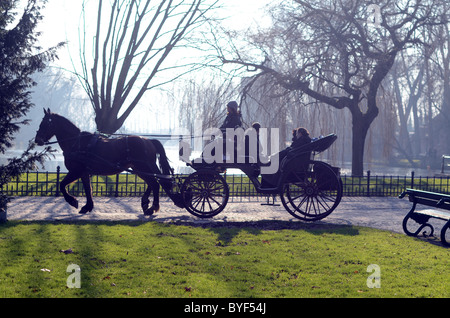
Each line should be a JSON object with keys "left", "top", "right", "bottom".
{"left": 6, "top": 195, "right": 445, "bottom": 236}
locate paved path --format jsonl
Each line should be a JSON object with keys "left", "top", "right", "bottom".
{"left": 6, "top": 195, "right": 444, "bottom": 235}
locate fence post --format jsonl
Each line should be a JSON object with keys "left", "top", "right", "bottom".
{"left": 410, "top": 171, "right": 414, "bottom": 189}
{"left": 15, "top": 175, "right": 19, "bottom": 196}
{"left": 115, "top": 174, "right": 119, "bottom": 197}
{"left": 25, "top": 171, "right": 29, "bottom": 196}
{"left": 367, "top": 170, "right": 371, "bottom": 197}
{"left": 55, "top": 166, "right": 60, "bottom": 197}
{"left": 35, "top": 170, "right": 39, "bottom": 196}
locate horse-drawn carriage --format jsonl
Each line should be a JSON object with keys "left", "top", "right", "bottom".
{"left": 179, "top": 133, "right": 342, "bottom": 221}
{"left": 35, "top": 109, "right": 342, "bottom": 221}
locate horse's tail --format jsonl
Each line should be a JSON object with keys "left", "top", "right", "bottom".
{"left": 151, "top": 139, "right": 174, "bottom": 175}
{"left": 151, "top": 139, "right": 184, "bottom": 209}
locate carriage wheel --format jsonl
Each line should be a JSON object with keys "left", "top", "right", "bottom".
{"left": 280, "top": 161, "right": 342, "bottom": 221}
{"left": 181, "top": 170, "right": 229, "bottom": 218}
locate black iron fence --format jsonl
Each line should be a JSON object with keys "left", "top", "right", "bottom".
{"left": 341, "top": 171, "right": 450, "bottom": 196}
{"left": 2, "top": 166, "right": 450, "bottom": 200}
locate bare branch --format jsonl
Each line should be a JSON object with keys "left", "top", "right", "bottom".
{"left": 73, "top": 0, "right": 219, "bottom": 133}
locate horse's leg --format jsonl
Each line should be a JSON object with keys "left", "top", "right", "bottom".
{"left": 79, "top": 174, "right": 94, "bottom": 214}
{"left": 140, "top": 176, "right": 160, "bottom": 216}
{"left": 60, "top": 171, "right": 80, "bottom": 209}
{"left": 141, "top": 185, "right": 152, "bottom": 213}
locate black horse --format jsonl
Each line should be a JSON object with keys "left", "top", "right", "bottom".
{"left": 35, "top": 108, "right": 183, "bottom": 215}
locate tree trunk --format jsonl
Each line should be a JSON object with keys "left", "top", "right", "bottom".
{"left": 94, "top": 108, "right": 125, "bottom": 134}
{"left": 350, "top": 52, "right": 396, "bottom": 175}
{"left": 350, "top": 111, "right": 372, "bottom": 176}
{"left": 348, "top": 89, "right": 380, "bottom": 176}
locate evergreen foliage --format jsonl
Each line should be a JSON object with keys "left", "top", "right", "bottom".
{"left": 0, "top": 0, "right": 63, "bottom": 209}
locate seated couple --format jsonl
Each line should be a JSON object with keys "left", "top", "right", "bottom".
{"left": 219, "top": 100, "right": 311, "bottom": 168}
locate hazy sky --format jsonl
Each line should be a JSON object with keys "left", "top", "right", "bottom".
{"left": 21, "top": 1, "right": 274, "bottom": 169}
{"left": 37, "top": 0, "right": 273, "bottom": 68}
{"left": 31, "top": 0, "right": 274, "bottom": 133}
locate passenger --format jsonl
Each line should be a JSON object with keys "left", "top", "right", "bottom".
{"left": 261, "top": 127, "right": 311, "bottom": 188}
{"left": 279, "top": 127, "right": 311, "bottom": 162}
{"left": 245, "top": 122, "right": 267, "bottom": 164}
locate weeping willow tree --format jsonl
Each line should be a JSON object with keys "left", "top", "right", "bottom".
{"left": 216, "top": 0, "right": 448, "bottom": 175}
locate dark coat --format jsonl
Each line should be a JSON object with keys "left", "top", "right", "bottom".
{"left": 220, "top": 113, "right": 242, "bottom": 131}
{"left": 279, "top": 135, "right": 312, "bottom": 160}
{"left": 260, "top": 134, "right": 312, "bottom": 188}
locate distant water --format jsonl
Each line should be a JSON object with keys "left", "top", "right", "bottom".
{"left": 337, "top": 162, "right": 438, "bottom": 177}
{"left": 2, "top": 146, "right": 444, "bottom": 177}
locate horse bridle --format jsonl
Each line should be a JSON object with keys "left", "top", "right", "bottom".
{"left": 38, "top": 114, "right": 81, "bottom": 146}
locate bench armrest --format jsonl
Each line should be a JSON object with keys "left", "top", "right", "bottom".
{"left": 399, "top": 191, "right": 409, "bottom": 199}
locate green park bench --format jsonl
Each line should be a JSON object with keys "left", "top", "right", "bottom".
{"left": 399, "top": 189, "right": 450, "bottom": 246}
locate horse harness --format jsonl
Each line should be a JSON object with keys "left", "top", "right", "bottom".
{"left": 62, "top": 132, "right": 120, "bottom": 172}
{"left": 62, "top": 133, "right": 169, "bottom": 179}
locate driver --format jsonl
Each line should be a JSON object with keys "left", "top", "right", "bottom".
{"left": 220, "top": 101, "right": 242, "bottom": 132}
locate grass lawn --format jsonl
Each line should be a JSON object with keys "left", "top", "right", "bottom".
{"left": 0, "top": 220, "right": 448, "bottom": 298}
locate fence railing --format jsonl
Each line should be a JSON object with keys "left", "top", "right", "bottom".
{"left": 2, "top": 166, "right": 450, "bottom": 200}
{"left": 341, "top": 171, "right": 450, "bottom": 196}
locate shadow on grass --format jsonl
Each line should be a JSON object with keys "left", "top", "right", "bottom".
{"left": 185, "top": 220, "right": 360, "bottom": 245}
{"left": 3, "top": 218, "right": 447, "bottom": 249}
{"left": 1, "top": 218, "right": 360, "bottom": 247}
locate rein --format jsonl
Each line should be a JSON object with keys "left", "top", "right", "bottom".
{"left": 104, "top": 132, "right": 206, "bottom": 141}
{"left": 43, "top": 140, "right": 59, "bottom": 145}
{"left": 43, "top": 134, "right": 81, "bottom": 146}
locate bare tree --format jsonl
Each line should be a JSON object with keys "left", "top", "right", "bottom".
{"left": 391, "top": 50, "right": 425, "bottom": 161}
{"left": 215, "top": 0, "right": 447, "bottom": 175}
{"left": 177, "top": 74, "right": 236, "bottom": 132}
{"left": 429, "top": 18, "right": 450, "bottom": 155}
{"left": 75, "top": 0, "right": 218, "bottom": 134}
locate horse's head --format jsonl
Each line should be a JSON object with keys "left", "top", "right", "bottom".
{"left": 35, "top": 108, "right": 55, "bottom": 146}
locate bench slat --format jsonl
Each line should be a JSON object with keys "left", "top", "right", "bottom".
{"left": 415, "top": 209, "right": 450, "bottom": 221}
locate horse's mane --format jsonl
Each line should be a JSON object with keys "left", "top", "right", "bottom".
{"left": 51, "top": 113, "right": 81, "bottom": 134}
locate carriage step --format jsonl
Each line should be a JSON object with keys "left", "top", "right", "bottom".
{"left": 261, "top": 195, "right": 280, "bottom": 206}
